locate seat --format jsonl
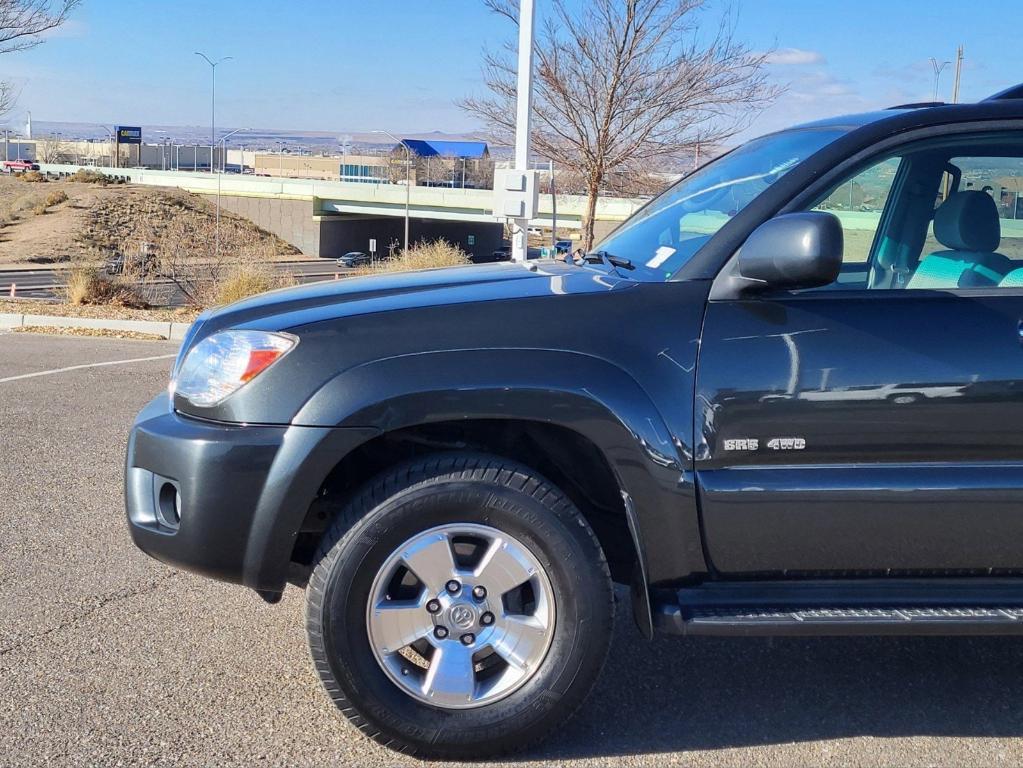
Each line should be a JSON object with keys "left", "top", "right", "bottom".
{"left": 907, "top": 191, "right": 1011, "bottom": 289}
{"left": 1000, "top": 267, "right": 1023, "bottom": 287}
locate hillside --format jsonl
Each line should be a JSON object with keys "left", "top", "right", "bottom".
{"left": 0, "top": 175, "right": 300, "bottom": 267}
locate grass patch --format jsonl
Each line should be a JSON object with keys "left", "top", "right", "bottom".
{"left": 355, "top": 239, "right": 471, "bottom": 275}
{"left": 62, "top": 265, "right": 149, "bottom": 309}
{"left": 18, "top": 170, "right": 46, "bottom": 183}
{"left": 214, "top": 264, "right": 297, "bottom": 306}
{"left": 68, "top": 169, "right": 113, "bottom": 185}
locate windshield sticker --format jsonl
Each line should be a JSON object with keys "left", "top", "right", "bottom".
{"left": 646, "top": 246, "right": 676, "bottom": 269}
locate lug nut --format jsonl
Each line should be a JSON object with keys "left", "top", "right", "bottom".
{"left": 480, "top": 611, "right": 495, "bottom": 626}
{"left": 434, "top": 626, "right": 449, "bottom": 640}
{"left": 426, "top": 599, "right": 441, "bottom": 614}
{"left": 460, "top": 633, "right": 475, "bottom": 646}
{"left": 445, "top": 580, "right": 461, "bottom": 594}
{"left": 472, "top": 585, "right": 487, "bottom": 600}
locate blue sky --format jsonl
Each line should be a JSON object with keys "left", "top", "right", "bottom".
{"left": 7, "top": 0, "right": 1018, "bottom": 141}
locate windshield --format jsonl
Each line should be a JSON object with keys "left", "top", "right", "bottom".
{"left": 596, "top": 127, "right": 849, "bottom": 280}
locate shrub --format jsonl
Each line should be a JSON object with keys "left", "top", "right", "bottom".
{"left": 69, "top": 169, "right": 111, "bottom": 185}
{"left": 31, "top": 202, "right": 48, "bottom": 216}
{"left": 357, "top": 239, "right": 471, "bottom": 275}
{"left": 18, "top": 170, "right": 46, "bottom": 183}
{"left": 63, "top": 265, "right": 149, "bottom": 308}
{"left": 213, "top": 264, "right": 296, "bottom": 306}
{"left": 45, "top": 190, "right": 69, "bottom": 207}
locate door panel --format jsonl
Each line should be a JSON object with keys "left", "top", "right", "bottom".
{"left": 695, "top": 292, "right": 1023, "bottom": 575}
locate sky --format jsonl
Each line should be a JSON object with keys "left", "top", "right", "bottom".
{"left": 6, "top": 0, "right": 1020, "bottom": 143}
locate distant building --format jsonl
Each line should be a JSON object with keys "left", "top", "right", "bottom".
{"left": 394, "top": 139, "right": 493, "bottom": 189}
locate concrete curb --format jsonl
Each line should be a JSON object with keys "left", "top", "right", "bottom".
{"left": 0, "top": 312, "right": 188, "bottom": 341}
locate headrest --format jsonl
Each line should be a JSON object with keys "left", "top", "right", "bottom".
{"left": 934, "top": 191, "right": 1001, "bottom": 252}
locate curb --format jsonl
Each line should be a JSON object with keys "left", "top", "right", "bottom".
{"left": 0, "top": 312, "right": 188, "bottom": 341}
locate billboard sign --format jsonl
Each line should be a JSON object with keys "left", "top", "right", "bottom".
{"left": 115, "top": 126, "right": 142, "bottom": 145}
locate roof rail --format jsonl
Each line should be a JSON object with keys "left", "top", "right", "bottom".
{"left": 887, "top": 101, "right": 945, "bottom": 110}
{"left": 984, "top": 83, "right": 1023, "bottom": 101}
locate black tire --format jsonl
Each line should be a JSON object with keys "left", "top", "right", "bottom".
{"left": 305, "top": 452, "right": 614, "bottom": 758}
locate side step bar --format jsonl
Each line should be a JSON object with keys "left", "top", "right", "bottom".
{"left": 653, "top": 579, "right": 1023, "bottom": 637}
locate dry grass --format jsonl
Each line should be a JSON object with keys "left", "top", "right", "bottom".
{"left": 356, "top": 239, "right": 471, "bottom": 275}
{"left": 18, "top": 170, "right": 46, "bottom": 183}
{"left": 0, "top": 298, "right": 197, "bottom": 323}
{"left": 69, "top": 168, "right": 115, "bottom": 185}
{"left": 45, "top": 190, "right": 69, "bottom": 207}
{"left": 214, "top": 264, "right": 297, "bottom": 306}
{"left": 62, "top": 265, "right": 149, "bottom": 309}
{"left": 15, "top": 325, "right": 168, "bottom": 341}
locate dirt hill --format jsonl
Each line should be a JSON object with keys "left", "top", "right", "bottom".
{"left": 0, "top": 175, "right": 300, "bottom": 267}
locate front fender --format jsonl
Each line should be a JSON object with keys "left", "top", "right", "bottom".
{"left": 293, "top": 348, "right": 706, "bottom": 634}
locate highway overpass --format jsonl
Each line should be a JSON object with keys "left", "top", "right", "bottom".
{"left": 41, "top": 164, "right": 646, "bottom": 258}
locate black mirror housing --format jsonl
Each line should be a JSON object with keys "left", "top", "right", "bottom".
{"left": 737, "top": 211, "right": 844, "bottom": 291}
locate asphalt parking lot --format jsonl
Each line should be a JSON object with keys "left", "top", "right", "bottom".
{"left": 4, "top": 332, "right": 1023, "bottom": 767}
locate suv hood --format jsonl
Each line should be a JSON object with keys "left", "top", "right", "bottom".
{"left": 192, "top": 260, "right": 632, "bottom": 338}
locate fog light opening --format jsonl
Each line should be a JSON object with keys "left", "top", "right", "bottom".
{"left": 157, "top": 482, "right": 181, "bottom": 528}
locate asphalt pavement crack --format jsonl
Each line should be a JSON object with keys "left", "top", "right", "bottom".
{"left": 0, "top": 570, "right": 180, "bottom": 657}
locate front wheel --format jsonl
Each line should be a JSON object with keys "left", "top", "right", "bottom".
{"left": 305, "top": 453, "right": 614, "bottom": 758}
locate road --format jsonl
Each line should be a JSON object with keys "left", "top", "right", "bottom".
{"left": 3, "top": 332, "right": 1023, "bottom": 767}
{"left": 0, "top": 260, "right": 348, "bottom": 300}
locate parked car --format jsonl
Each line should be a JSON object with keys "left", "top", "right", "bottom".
{"left": 491, "top": 244, "right": 511, "bottom": 261}
{"left": 336, "top": 251, "right": 370, "bottom": 268}
{"left": 127, "top": 83, "right": 1023, "bottom": 758}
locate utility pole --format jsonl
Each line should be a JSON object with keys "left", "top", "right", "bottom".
{"left": 512, "top": 0, "right": 536, "bottom": 262}
{"left": 951, "top": 44, "right": 964, "bottom": 104}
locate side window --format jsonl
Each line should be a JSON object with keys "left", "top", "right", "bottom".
{"left": 812, "top": 157, "right": 901, "bottom": 287}
{"left": 921, "top": 157, "right": 1023, "bottom": 262}
{"left": 801, "top": 133, "right": 1023, "bottom": 293}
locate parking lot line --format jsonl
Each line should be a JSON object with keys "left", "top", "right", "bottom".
{"left": 0, "top": 353, "right": 177, "bottom": 384}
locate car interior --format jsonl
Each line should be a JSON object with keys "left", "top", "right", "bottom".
{"left": 814, "top": 135, "right": 1023, "bottom": 292}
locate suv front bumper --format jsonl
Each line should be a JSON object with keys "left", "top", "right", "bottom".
{"left": 125, "top": 393, "right": 377, "bottom": 594}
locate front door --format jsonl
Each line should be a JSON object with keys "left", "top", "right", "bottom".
{"left": 695, "top": 131, "right": 1023, "bottom": 576}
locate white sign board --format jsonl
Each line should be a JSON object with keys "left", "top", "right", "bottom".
{"left": 369, "top": 238, "right": 377, "bottom": 253}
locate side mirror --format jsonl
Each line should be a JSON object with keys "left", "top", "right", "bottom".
{"left": 736, "top": 211, "right": 843, "bottom": 292}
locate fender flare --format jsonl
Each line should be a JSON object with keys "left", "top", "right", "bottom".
{"left": 291, "top": 348, "right": 705, "bottom": 637}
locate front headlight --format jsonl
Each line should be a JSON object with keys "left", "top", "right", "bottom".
{"left": 172, "top": 329, "right": 297, "bottom": 407}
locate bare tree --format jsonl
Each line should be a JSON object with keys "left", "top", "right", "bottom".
{"left": 0, "top": 1, "right": 81, "bottom": 116}
{"left": 37, "top": 132, "right": 70, "bottom": 162}
{"left": 461, "top": 0, "right": 778, "bottom": 250}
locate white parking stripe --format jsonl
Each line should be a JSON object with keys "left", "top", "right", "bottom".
{"left": 0, "top": 354, "right": 177, "bottom": 384}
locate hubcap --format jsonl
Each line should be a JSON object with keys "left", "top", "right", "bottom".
{"left": 365, "top": 523, "right": 556, "bottom": 709}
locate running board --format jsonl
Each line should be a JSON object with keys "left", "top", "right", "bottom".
{"left": 652, "top": 579, "right": 1023, "bottom": 637}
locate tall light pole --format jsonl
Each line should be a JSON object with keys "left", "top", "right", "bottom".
{"left": 374, "top": 129, "right": 410, "bottom": 254}
{"left": 929, "top": 57, "right": 951, "bottom": 102}
{"left": 215, "top": 127, "right": 248, "bottom": 259}
{"left": 195, "top": 52, "right": 232, "bottom": 173}
{"left": 511, "top": 0, "right": 537, "bottom": 262}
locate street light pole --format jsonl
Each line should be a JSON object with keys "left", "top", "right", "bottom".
{"left": 374, "top": 129, "right": 410, "bottom": 254}
{"left": 195, "top": 52, "right": 232, "bottom": 173}
{"left": 215, "top": 128, "right": 248, "bottom": 259}
{"left": 511, "top": 0, "right": 536, "bottom": 262}
{"left": 929, "top": 57, "right": 951, "bottom": 102}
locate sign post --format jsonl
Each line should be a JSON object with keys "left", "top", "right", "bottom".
{"left": 115, "top": 126, "right": 142, "bottom": 170}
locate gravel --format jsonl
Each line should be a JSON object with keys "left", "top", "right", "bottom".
{"left": 3, "top": 334, "right": 1023, "bottom": 767}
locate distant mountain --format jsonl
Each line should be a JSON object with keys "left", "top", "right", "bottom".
{"left": 27, "top": 120, "right": 506, "bottom": 155}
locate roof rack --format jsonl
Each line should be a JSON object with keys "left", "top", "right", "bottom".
{"left": 887, "top": 101, "right": 945, "bottom": 110}
{"left": 984, "top": 83, "right": 1023, "bottom": 101}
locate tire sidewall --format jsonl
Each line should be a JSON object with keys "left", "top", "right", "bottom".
{"left": 313, "top": 473, "right": 611, "bottom": 750}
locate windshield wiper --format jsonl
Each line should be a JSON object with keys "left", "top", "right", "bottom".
{"left": 582, "top": 250, "right": 635, "bottom": 272}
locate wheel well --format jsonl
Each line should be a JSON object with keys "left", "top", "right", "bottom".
{"left": 290, "top": 419, "right": 636, "bottom": 585}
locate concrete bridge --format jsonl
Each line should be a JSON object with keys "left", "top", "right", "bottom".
{"left": 42, "top": 164, "right": 645, "bottom": 259}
